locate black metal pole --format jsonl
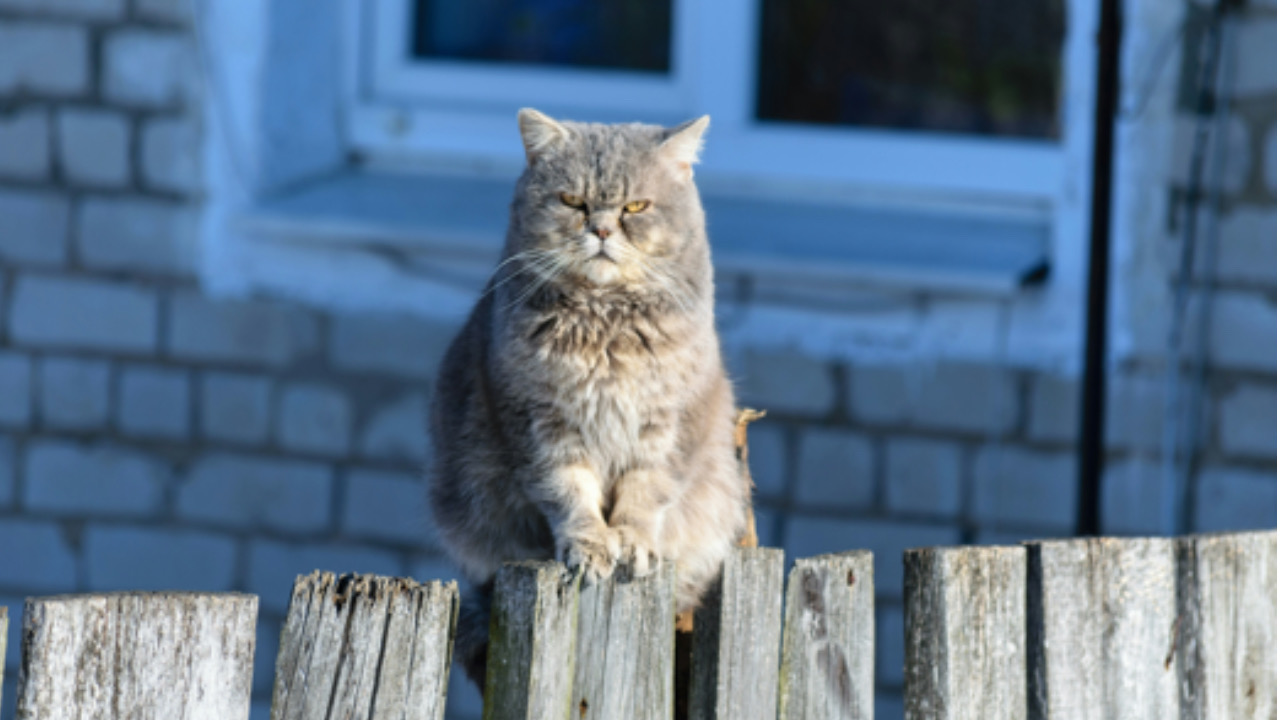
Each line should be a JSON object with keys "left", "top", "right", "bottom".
{"left": 1077, "top": 0, "right": 1123, "bottom": 536}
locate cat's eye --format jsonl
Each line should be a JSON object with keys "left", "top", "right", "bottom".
{"left": 623, "top": 200, "right": 651, "bottom": 214}
{"left": 560, "top": 193, "right": 585, "bottom": 208}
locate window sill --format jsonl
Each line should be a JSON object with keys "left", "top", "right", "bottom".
{"left": 238, "top": 169, "right": 1050, "bottom": 297}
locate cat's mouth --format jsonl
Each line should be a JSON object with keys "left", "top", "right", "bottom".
{"left": 590, "top": 251, "right": 617, "bottom": 264}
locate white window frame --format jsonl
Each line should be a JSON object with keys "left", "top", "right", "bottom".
{"left": 346, "top": 0, "right": 1096, "bottom": 206}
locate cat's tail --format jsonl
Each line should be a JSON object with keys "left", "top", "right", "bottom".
{"left": 454, "top": 579, "right": 494, "bottom": 689}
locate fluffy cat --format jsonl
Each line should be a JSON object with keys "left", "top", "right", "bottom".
{"left": 428, "top": 109, "right": 749, "bottom": 684}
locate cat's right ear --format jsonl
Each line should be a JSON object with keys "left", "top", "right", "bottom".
{"left": 517, "top": 108, "right": 569, "bottom": 164}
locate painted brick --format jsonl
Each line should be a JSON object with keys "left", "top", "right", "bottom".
{"left": 753, "top": 507, "right": 780, "bottom": 547}
{"left": 360, "top": 392, "right": 430, "bottom": 463}
{"left": 343, "top": 469, "right": 429, "bottom": 545}
{"left": 57, "top": 109, "right": 129, "bottom": 187}
{"left": 200, "top": 372, "right": 272, "bottom": 445}
{"left": 0, "top": 352, "right": 32, "bottom": 428}
{"left": 134, "top": 0, "right": 190, "bottom": 23}
{"left": 0, "top": 436, "right": 14, "bottom": 508}
{"left": 746, "top": 421, "right": 786, "bottom": 499}
{"left": 246, "top": 539, "right": 402, "bottom": 614}
{"left": 329, "top": 312, "right": 456, "bottom": 379}
{"left": 1105, "top": 376, "right": 1164, "bottom": 452}
{"left": 444, "top": 665, "right": 485, "bottom": 719}
{"left": 1100, "top": 458, "right": 1172, "bottom": 536}
{"left": 970, "top": 446, "right": 1077, "bottom": 531}
{"left": 0, "top": 0, "right": 124, "bottom": 18}
{"left": 77, "top": 197, "right": 195, "bottom": 275}
{"left": 1230, "top": 16, "right": 1276, "bottom": 98}
{"left": 850, "top": 361, "right": 1018, "bottom": 435}
{"left": 1171, "top": 114, "right": 1251, "bottom": 196}
{"left": 85, "top": 526, "right": 236, "bottom": 592}
{"left": 737, "top": 350, "right": 835, "bottom": 417}
{"left": 2, "top": 594, "right": 21, "bottom": 673}
{"left": 103, "top": 29, "right": 191, "bottom": 107}
{"left": 10, "top": 274, "right": 157, "bottom": 351}
{"left": 884, "top": 438, "right": 963, "bottom": 518}
{"left": 24, "top": 440, "right": 165, "bottom": 516}
{"left": 409, "top": 555, "right": 465, "bottom": 586}
{"left": 972, "top": 527, "right": 1071, "bottom": 546}
{"left": 141, "top": 116, "right": 199, "bottom": 193}
{"left": 168, "top": 292, "right": 319, "bottom": 367}
{"left": 0, "top": 21, "right": 89, "bottom": 96}
{"left": 1027, "top": 373, "right": 1079, "bottom": 443}
{"left": 0, "top": 107, "right": 50, "bottom": 180}
{"left": 118, "top": 365, "right": 189, "bottom": 439}
{"left": 278, "top": 384, "right": 351, "bottom": 456}
{"left": 178, "top": 452, "right": 332, "bottom": 534}
{"left": 0, "top": 190, "right": 70, "bottom": 266}
{"left": 877, "top": 604, "right": 905, "bottom": 688}
{"left": 1215, "top": 207, "right": 1276, "bottom": 285}
{"left": 794, "top": 428, "right": 875, "bottom": 509}
{"left": 1209, "top": 291, "right": 1276, "bottom": 373}
{"left": 253, "top": 617, "right": 281, "bottom": 696}
{"left": 39, "top": 356, "right": 110, "bottom": 429}
{"left": 1195, "top": 467, "right": 1277, "bottom": 532}
{"left": 1265, "top": 125, "right": 1276, "bottom": 194}
{"left": 1218, "top": 382, "right": 1276, "bottom": 459}
{"left": 784, "top": 517, "right": 961, "bottom": 600}
{"left": 0, "top": 519, "right": 77, "bottom": 592}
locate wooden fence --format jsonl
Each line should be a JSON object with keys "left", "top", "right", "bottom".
{"left": 9, "top": 530, "right": 1275, "bottom": 719}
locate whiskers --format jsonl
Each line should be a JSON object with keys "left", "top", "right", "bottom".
{"left": 605, "top": 241, "right": 700, "bottom": 315}
{"left": 483, "top": 248, "right": 574, "bottom": 311}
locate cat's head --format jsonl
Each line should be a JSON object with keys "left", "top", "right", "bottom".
{"left": 508, "top": 108, "right": 710, "bottom": 289}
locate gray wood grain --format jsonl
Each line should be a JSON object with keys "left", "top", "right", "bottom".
{"left": 483, "top": 561, "right": 581, "bottom": 720}
{"left": 1026, "top": 537, "right": 1177, "bottom": 720}
{"left": 270, "top": 572, "right": 459, "bottom": 720}
{"left": 689, "top": 547, "right": 785, "bottom": 720}
{"left": 777, "top": 550, "right": 874, "bottom": 720}
{"left": 574, "top": 564, "right": 676, "bottom": 720}
{"left": 1176, "top": 530, "right": 1277, "bottom": 720}
{"left": 905, "top": 545, "right": 1026, "bottom": 720}
{"left": 0, "top": 605, "right": 7, "bottom": 712}
{"left": 16, "top": 591, "right": 257, "bottom": 720}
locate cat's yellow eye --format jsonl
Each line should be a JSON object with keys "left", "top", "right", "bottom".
{"left": 560, "top": 193, "right": 585, "bottom": 208}
{"left": 623, "top": 200, "right": 651, "bottom": 214}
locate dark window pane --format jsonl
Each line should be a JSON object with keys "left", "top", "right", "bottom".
{"left": 756, "top": 0, "right": 1065, "bottom": 139}
{"left": 412, "top": 0, "right": 672, "bottom": 74}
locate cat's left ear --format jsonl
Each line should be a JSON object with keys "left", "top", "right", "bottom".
{"left": 660, "top": 115, "right": 710, "bottom": 180}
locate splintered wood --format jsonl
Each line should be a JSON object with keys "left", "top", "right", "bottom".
{"left": 270, "top": 572, "right": 459, "bottom": 720}
{"left": 904, "top": 545, "right": 1026, "bottom": 720}
{"left": 777, "top": 551, "right": 874, "bottom": 720}
{"left": 16, "top": 592, "right": 257, "bottom": 720}
{"left": 689, "top": 547, "right": 786, "bottom": 720}
{"left": 483, "top": 561, "right": 581, "bottom": 720}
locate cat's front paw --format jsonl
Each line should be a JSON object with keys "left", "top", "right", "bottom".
{"left": 616, "top": 526, "right": 660, "bottom": 579}
{"left": 560, "top": 529, "right": 620, "bottom": 583}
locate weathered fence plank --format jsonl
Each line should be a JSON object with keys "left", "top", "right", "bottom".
{"left": 573, "top": 564, "right": 676, "bottom": 720}
{"left": 0, "top": 605, "right": 7, "bottom": 711}
{"left": 688, "top": 547, "right": 785, "bottom": 720}
{"left": 270, "top": 572, "right": 458, "bottom": 720}
{"left": 17, "top": 592, "right": 257, "bottom": 720}
{"left": 1026, "top": 537, "right": 1178, "bottom": 720}
{"left": 905, "top": 545, "right": 1026, "bottom": 720}
{"left": 483, "top": 561, "right": 581, "bottom": 720}
{"left": 1177, "top": 530, "right": 1277, "bottom": 720}
{"left": 777, "top": 550, "right": 874, "bottom": 720}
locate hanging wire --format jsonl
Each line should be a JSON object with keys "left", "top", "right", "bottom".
{"left": 1161, "top": 0, "right": 1236, "bottom": 534}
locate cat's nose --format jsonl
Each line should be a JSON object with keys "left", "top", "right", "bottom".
{"left": 592, "top": 226, "right": 612, "bottom": 240}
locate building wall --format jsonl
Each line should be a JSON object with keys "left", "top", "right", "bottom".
{"left": 0, "top": 0, "right": 1273, "bottom": 718}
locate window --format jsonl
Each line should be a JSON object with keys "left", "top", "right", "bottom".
{"left": 350, "top": 0, "right": 1090, "bottom": 204}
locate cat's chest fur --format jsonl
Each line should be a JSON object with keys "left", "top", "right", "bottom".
{"left": 509, "top": 299, "right": 700, "bottom": 470}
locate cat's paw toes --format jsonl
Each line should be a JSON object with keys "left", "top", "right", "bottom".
{"left": 561, "top": 533, "right": 619, "bottom": 583}
{"left": 617, "top": 529, "right": 660, "bottom": 578}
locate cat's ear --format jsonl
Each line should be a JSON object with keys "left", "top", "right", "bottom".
{"left": 517, "top": 108, "right": 570, "bottom": 163}
{"left": 660, "top": 115, "right": 710, "bottom": 179}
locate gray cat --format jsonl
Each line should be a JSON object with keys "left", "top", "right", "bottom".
{"left": 428, "top": 109, "right": 750, "bottom": 684}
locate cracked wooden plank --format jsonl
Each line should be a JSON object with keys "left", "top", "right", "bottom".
{"left": 1026, "top": 537, "right": 1177, "bottom": 720}
{"left": 270, "top": 572, "right": 458, "bottom": 720}
{"left": 689, "top": 547, "right": 785, "bottom": 720}
{"left": 482, "top": 561, "right": 581, "bottom": 720}
{"left": 17, "top": 592, "right": 257, "bottom": 720}
{"left": 905, "top": 545, "right": 1026, "bottom": 720}
{"left": 1176, "top": 530, "right": 1276, "bottom": 720}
